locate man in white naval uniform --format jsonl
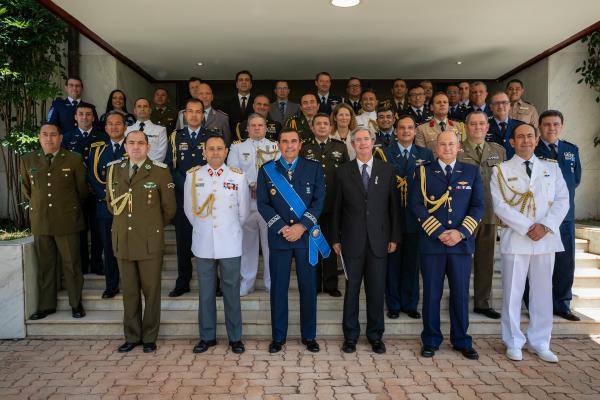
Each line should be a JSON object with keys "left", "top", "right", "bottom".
{"left": 490, "top": 123, "right": 569, "bottom": 363}
{"left": 354, "top": 90, "right": 379, "bottom": 133}
{"left": 126, "top": 98, "right": 168, "bottom": 162}
{"left": 184, "top": 134, "right": 250, "bottom": 354}
{"left": 227, "top": 113, "right": 280, "bottom": 295}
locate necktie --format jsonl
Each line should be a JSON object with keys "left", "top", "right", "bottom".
{"left": 191, "top": 131, "right": 197, "bottom": 141}
{"left": 439, "top": 121, "right": 446, "bottom": 131}
{"left": 450, "top": 106, "right": 456, "bottom": 114}
{"left": 279, "top": 102, "right": 285, "bottom": 116}
{"left": 241, "top": 96, "right": 247, "bottom": 112}
{"left": 403, "top": 149, "right": 409, "bottom": 159}
{"left": 82, "top": 131, "right": 88, "bottom": 137}
{"left": 361, "top": 163, "right": 369, "bottom": 191}
{"left": 445, "top": 164, "right": 452, "bottom": 182}
{"left": 114, "top": 143, "right": 120, "bottom": 154}
{"left": 416, "top": 109, "right": 422, "bottom": 119}
{"left": 477, "top": 107, "right": 482, "bottom": 112}
{"left": 319, "top": 142, "right": 325, "bottom": 151}
{"left": 353, "top": 101, "right": 358, "bottom": 111}
{"left": 131, "top": 164, "right": 139, "bottom": 178}
{"left": 139, "top": 122, "right": 145, "bottom": 132}
{"left": 204, "top": 110, "right": 209, "bottom": 121}
{"left": 476, "top": 144, "right": 483, "bottom": 160}
{"left": 549, "top": 143, "right": 558, "bottom": 160}
{"left": 72, "top": 100, "right": 78, "bottom": 107}
{"left": 287, "top": 167, "right": 293, "bottom": 181}
{"left": 46, "top": 153, "right": 53, "bottom": 167}
{"left": 499, "top": 121, "right": 507, "bottom": 138}
{"left": 524, "top": 160, "right": 532, "bottom": 178}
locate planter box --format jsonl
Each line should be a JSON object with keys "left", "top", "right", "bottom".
{"left": 0, "top": 236, "right": 38, "bottom": 339}
{"left": 576, "top": 225, "right": 600, "bottom": 255}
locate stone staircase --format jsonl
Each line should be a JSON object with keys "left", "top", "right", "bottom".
{"left": 26, "top": 226, "right": 600, "bottom": 338}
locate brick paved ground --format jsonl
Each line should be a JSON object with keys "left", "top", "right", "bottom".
{"left": 1, "top": 337, "right": 599, "bottom": 399}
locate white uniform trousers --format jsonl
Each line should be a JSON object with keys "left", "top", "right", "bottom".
{"left": 240, "top": 209, "right": 270, "bottom": 293}
{"left": 501, "top": 253, "right": 554, "bottom": 351}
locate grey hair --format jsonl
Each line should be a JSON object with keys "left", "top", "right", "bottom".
{"left": 465, "top": 110, "right": 489, "bottom": 124}
{"left": 247, "top": 113, "right": 267, "bottom": 124}
{"left": 349, "top": 127, "right": 375, "bottom": 143}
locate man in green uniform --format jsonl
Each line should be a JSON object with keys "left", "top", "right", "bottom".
{"left": 285, "top": 93, "right": 319, "bottom": 142}
{"left": 20, "top": 123, "right": 88, "bottom": 320}
{"left": 107, "top": 130, "right": 176, "bottom": 353}
{"left": 151, "top": 88, "right": 178, "bottom": 133}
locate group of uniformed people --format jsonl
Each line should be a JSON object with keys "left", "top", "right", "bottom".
{"left": 21, "top": 72, "right": 581, "bottom": 361}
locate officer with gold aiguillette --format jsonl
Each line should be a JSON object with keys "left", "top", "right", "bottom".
{"left": 107, "top": 130, "right": 176, "bottom": 354}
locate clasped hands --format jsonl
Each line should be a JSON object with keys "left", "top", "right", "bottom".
{"left": 527, "top": 223, "right": 548, "bottom": 241}
{"left": 281, "top": 223, "right": 306, "bottom": 242}
{"left": 438, "top": 229, "right": 463, "bottom": 246}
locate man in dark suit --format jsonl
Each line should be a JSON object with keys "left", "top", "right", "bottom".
{"left": 409, "top": 130, "right": 485, "bottom": 360}
{"left": 225, "top": 70, "right": 255, "bottom": 131}
{"left": 447, "top": 84, "right": 467, "bottom": 122}
{"left": 382, "top": 115, "right": 434, "bottom": 320}
{"left": 269, "top": 80, "right": 300, "bottom": 125}
{"left": 315, "top": 72, "right": 342, "bottom": 115}
{"left": 47, "top": 77, "right": 99, "bottom": 133}
{"left": 486, "top": 92, "right": 523, "bottom": 159}
{"left": 466, "top": 81, "right": 493, "bottom": 118}
{"left": 343, "top": 77, "right": 362, "bottom": 115}
{"left": 332, "top": 128, "right": 400, "bottom": 354}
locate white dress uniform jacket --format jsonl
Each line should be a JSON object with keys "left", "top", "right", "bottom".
{"left": 355, "top": 111, "right": 378, "bottom": 133}
{"left": 491, "top": 154, "right": 569, "bottom": 255}
{"left": 227, "top": 138, "right": 279, "bottom": 199}
{"left": 126, "top": 120, "right": 168, "bottom": 162}
{"left": 184, "top": 164, "right": 250, "bottom": 259}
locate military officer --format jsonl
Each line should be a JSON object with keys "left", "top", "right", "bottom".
{"left": 382, "top": 115, "right": 434, "bottom": 320}
{"left": 490, "top": 123, "right": 569, "bottom": 363}
{"left": 47, "top": 77, "right": 99, "bottom": 133}
{"left": 126, "top": 98, "right": 168, "bottom": 162}
{"left": 486, "top": 92, "right": 523, "bottom": 159}
{"left": 457, "top": 111, "right": 506, "bottom": 319}
{"left": 415, "top": 92, "right": 463, "bottom": 157}
{"left": 301, "top": 113, "right": 349, "bottom": 297}
{"left": 535, "top": 110, "right": 582, "bottom": 321}
{"left": 390, "top": 78, "right": 409, "bottom": 122}
{"left": 405, "top": 86, "right": 433, "bottom": 125}
{"left": 236, "top": 95, "right": 282, "bottom": 141}
{"left": 88, "top": 111, "right": 127, "bottom": 299}
{"left": 343, "top": 77, "right": 362, "bottom": 115}
{"left": 164, "top": 98, "right": 210, "bottom": 297}
{"left": 286, "top": 94, "right": 319, "bottom": 142}
{"left": 315, "top": 72, "right": 342, "bottom": 115}
{"left": 506, "top": 79, "right": 539, "bottom": 128}
{"left": 185, "top": 135, "right": 250, "bottom": 354}
{"left": 151, "top": 88, "right": 178, "bottom": 133}
{"left": 228, "top": 113, "right": 280, "bottom": 296}
{"left": 107, "top": 130, "right": 176, "bottom": 353}
{"left": 355, "top": 90, "right": 379, "bottom": 133}
{"left": 447, "top": 84, "right": 467, "bottom": 122}
{"left": 374, "top": 104, "right": 397, "bottom": 149}
{"left": 458, "top": 81, "right": 471, "bottom": 108}
{"left": 409, "top": 130, "right": 484, "bottom": 360}
{"left": 256, "top": 128, "right": 327, "bottom": 354}
{"left": 466, "top": 82, "right": 493, "bottom": 117}
{"left": 20, "top": 123, "right": 88, "bottom": 320}
{"left": 61, "top": 102, "right": 107, "bottom": 275}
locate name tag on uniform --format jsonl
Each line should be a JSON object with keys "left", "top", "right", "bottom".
{"left": 144, "top": 182, "right": 157, "bottom": 189}
{"left": 487, "top": 155, "right": 499, "bottom": 160}
{"left": 242, "top": 153, "right": 250, "bottom": 160}
{"left": 508, "top": 177, "right": 518, "bottom": 181}
{"left": 179, "top": 143, "right": 188, "bottom": 151}
{"left": 223, "top": 181, "right": 238, "bottom": 190}
{"left": 62, "top": 168, "right": 71, "bottom": 171}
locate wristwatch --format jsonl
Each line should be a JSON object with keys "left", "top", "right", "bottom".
{"left": 542, "top": 225, "right": 551, "bottom": 233}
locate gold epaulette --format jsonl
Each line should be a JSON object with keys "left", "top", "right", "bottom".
{"left": 375, "top": 147, "right": 388, "bottom": 162}
{"left": 539, "top": 157, "right": 558, "bottom": 163}
{"left": 153, "top": 160, "right": 167, "bottom": 168}
{"left": 187, "top": 165, "right": 201, "bottom": 174}
{"left": 230, "top": 167, "right": 243, "bottom": 174}
{"left": 232, "top": 140, "right": 242, "bottom": 145}
{"left": 91, "top": 141, "right": 106, "bottom": 148}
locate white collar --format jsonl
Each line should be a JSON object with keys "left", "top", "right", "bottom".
{"left": 438, "top": 159, "right": 456, "bottom": 170}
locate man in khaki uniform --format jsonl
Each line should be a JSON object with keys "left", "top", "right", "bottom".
{"left": 20, "top": 123, "right": 88, "bottom": 320}
{"left": 415, "top": 92, "right": 463, "bottom": 157}
{"left": 457, "top": 111, "right": 506, "bottom": 319}
{"left": 151, "top": 88, "right": 178, "bottom": 133}
{"left": 107, "top": 130, "right": 176, "bottom": 353}
{"left": 506, "top": 79, "right": 539, "bottom": 128}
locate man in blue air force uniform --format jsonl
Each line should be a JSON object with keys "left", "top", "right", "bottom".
{"left": 257, "top": 127, "right": 328, "bottom": 354}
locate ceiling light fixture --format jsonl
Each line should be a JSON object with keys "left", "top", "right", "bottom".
{"left": 331, "top": 0, "right": 360, "bottom": 7}
{"left": 197, "top": 62, "right": 203, "bottom": 66}
{"left": 456, "top": 61, "right": 463, "bottom": 65}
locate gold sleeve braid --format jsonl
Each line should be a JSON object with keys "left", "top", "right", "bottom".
{"left": 170, "top": 131, "right": 177, "bottom": 169}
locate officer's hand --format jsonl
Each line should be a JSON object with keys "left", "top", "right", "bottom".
{"left": 440, "top": 229, "right": 462, "bottom": 246}
{"left": 333, "top": 243, "right": 342, "bottom": 255}
{"left": 283, "top": 223, "right": 306, "bottom": 242}
{"left": 527, "top": 223, "right": 547, "bottom": 241}
{"left": 387, "top": 242, "right": 397, "bottom": 253}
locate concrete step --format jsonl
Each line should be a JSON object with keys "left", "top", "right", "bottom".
{"left": 26, "top": 308, "right": 600, "bottom": 338}
{"left": 576, "top": 238, "right": 589, "bottom": 253}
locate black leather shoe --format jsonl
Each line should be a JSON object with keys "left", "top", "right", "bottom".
{"left": 29, "top": 309, "right": 56, "bottom": 320}
{"left": 421, "top": 345, "right": 437, "bottom": 357}
{"left": 143, "top": 342, "right": 157, "bottom": 353}
{"left": 453, "top": 346, "right": 479, "bottom": 360}
{"left": 301, "top": 339, "right": 320, "bottom": 352}
{"left": 369, "top": 340, "right": 386, "bottom": 354}
{"left": 168, "top": 287, "right": 190, "bottom": 297}
{"left": 230, "top": 341, "right": 245, "bottom": 354}
{"left": 268, "top": 341, "right": 285, "bottom": 353}
{"left": 474, "top": 308, "right": 501, "bottom": 319}
{"left": 72, "top": 304, "right": 86, "bottom": 318}
{"left": 342, "top": 341, "right": 356, "bottom": 353}
{"left": 102, "top": 289, "right": 119, "bottom": 299}
{"left": 327, "top": 290, "right": 342, "bottom": 297}
{"left": 554, "top": 310, "right": 581, "bottom": 321}
{"left": 387, "top": 310, "right": 400, "bottom": 319}
{"left": 403, "top": 309, "right": 422, "bottom": 319}
{"left": 193, "top": 339, "right": 217, "bottom": 353}
{"left": 118, "top": 341, "right": 140, "bottom": 352}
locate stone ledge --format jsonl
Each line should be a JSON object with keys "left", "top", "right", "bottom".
{"left": 576, "top": 224, "right": 600, "bottom": 255}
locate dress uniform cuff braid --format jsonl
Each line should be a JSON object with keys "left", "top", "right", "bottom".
{"left": 267, "top": 215, "right": 281, "bottom": 227}
{"left": 461, "top": 216, "right": 479, "bottom": 236}
{"left": 304, "top": 212, "right": 318, "bottom": 226}
{"left": 422, "top": 216, "right": 442, "bottom": 236}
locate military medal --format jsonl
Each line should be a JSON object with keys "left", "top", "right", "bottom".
{"left": 270, "top": 188, "right": 277, "bottom": 196}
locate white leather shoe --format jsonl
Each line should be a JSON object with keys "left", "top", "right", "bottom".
{"left": 239, "top": 288, "right": 253, "bottom": 297}
{"left": 530, "top": 348, "right": 558, "bottom": 363}
{"left": 506, "top": 347, "right": 523, "bottom": 361}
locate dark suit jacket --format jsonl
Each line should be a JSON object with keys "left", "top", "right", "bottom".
{"left": 317, "top": 94, "right": 342, "bottom": 115}
{"left": 332, "top": 158, "right": 400, "bottom": 258}
{"left": 224, "top": 94, "right": 255, "bottom": 132}
{"left": 47, "top": 98, "right": 100, "bottom": 133}
{"left": 343, "top": 98, "right": 362, "bottom": 115}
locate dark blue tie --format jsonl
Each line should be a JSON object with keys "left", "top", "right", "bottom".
{"left": 191, "top": 131, "right": 197, "bottom": 141}
{"left": 361, "top": 163, "right": 369, "bottom": 191}
{"left": 549, "top": 143, "right": 558, "bottom": 160}
{"left": 445, "top": 164, "right": 452, "bottom": 182}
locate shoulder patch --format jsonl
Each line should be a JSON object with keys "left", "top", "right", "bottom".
{"left": 152, "top": 160, "right": 167, "bottom": 168}
{"left": 107, "top": 159, "right": 123, "bottom": 167}
{"left": 187, "top": 165, "right": 201, "bottom": 174}
{"left": 229, "top": 167, "right": 243, "bottom": 174}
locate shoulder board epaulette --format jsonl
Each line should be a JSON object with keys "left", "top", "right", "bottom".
{"left": 524, "top": 100, "right": 532, "bottom": 105}
{"left": 330, "top": 138, "right": 344, "bottom": 144}
{"left": 538, "top": 157, "right": 558, "bottom": 163}
{"left": 152, "top": 160, "right": 167, "bottom": 168}
{"left": 107, "top": 159, "right": 123, "bottom": 167}
{"left": 232, "top": 140, "right": 242, "bottom": 145}
{"left": 91, "top": 141, "right": 106, "bottom": 148}
{"left": 561, "top": 140, "right": 578, "bottom": 149}
{"left": 420, "top": 160, "right": 432, "bottom": 166}
{"left": 215, "top": 108, "right": 228, "bottom": 116}
{"left": 229, "top": 167, "right": 243, "bottom": 174}
{"left": 187, "top": 165, "right": 201, "bottom": 174}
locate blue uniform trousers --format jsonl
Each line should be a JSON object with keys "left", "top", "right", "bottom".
{"left": 421, "top": 253, "right": 472, "bottom": 349}
{"left": 97, "top": 217, "right": 119, "bottom": 291}
{"left": 174, "top": 192, "right": 194, "bottom": 290}
{"left": 553, "top": 220, "right": 576, "bottom": 314}
{"left": 269, "top": 248, "right": 316, "bottom": 342}
{"left": 385, "top": 233, "right": 420, "bottom": 313}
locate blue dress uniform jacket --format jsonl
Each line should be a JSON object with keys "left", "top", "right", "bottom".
{"left": 317, "top": 94, "right": 342, "bottom": 115}
{"left": 485, "top": 118, "right": 522, "bottom": 159}
{"left": 256, "top": 158, "right": 326, "bottom": 249}
{"left": 164, "top": 127, "right": 209, "bottom": 194}
{"left": 62, "top": 128, "right": 109, "bottom": 166}
{"left": 47, "top": 98, "right": 99, "bottom": 133}
{"left": 535, "top": 139, "right": 581, "bottom": 314}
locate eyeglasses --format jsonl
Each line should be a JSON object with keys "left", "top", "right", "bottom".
{"left": 492, "top": 101, "right": 510, "bottom": 106}
{"left": 347, "top": 84, "right": 361, "bottom": 89}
